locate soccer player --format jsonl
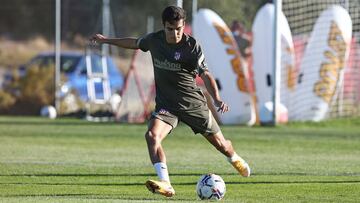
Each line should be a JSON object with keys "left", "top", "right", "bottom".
{"left": 90, "top": 6, "right": 250, "bottom": 197}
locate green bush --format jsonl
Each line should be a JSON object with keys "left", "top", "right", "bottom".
{"left": 19, "top": 65, "right": 55, "bottom": 105}
{"left": 0, "top": 90, "right": 16, "bottom": 109}
{"left": 0, "top": 65, "right": 55, "bottom": 115}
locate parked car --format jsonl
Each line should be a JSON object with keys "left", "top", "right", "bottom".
{"left": 4, "top": 51, "right": 124, "bottom": 102}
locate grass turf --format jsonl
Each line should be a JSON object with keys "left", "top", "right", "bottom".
{"left": 0, "top": 116, "right": 359, "bottom": 202}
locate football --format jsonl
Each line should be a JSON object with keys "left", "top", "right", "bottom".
{"left": 196, "top": 173, "right": 226, "bottom": 200}
{"left": 40, "top": 105, "right": 57, "bottom": 119}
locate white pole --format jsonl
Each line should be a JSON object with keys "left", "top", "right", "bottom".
{"left": 102, "top": 0, "right": 110, "bottom": 56}
{"left": 147, "top": 16, "right": 154, "bottom": 34}
{"left": 343, "top": 0, "right": 349, "bottom": 10}
{"left": 338, "top": 0, "right": 349, "bottom": 117}
{"left": 55, "top": 0, "right": 61, "bottom": 114}
{"left": 176, "top": 0, "right": 183, "bottom": 8}
{"left": 192, "top": 0, "right": 198, "bottom": 20}
{"left": 272, "top": 0, "right": 282, "bottom": 126}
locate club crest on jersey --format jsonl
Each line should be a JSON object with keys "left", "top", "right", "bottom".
{"left": 174, "top": 52, "right": 181, "bottom": 60}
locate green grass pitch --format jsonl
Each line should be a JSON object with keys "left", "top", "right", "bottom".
{"left": 0, "top": 116, "right": 359, "bottom": 202}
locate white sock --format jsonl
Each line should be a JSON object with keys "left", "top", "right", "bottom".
{"left": 227, "top": 152, "right": 244, "bottom": 163}
{"left": 154, "top": 162, "right": 170, "bottom": 182}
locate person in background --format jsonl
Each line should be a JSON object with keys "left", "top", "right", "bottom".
{"left": 231, "top": 20, "right": 253, "bottom": 59}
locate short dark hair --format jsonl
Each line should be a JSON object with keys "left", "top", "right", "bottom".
{"left": 162, "top": 6, "right": 186, "bottom": 25}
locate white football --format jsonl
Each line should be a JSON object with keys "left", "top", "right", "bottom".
{"left": 40, "top": 105, "right": 57, "bottom": 119}
{"left": 196, "top": 173, "right": 226, "bottom": 200}
{"left": 259, "top": 101, "right": 288, "bottom": 125}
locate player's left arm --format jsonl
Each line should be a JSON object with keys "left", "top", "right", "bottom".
{"left": 200, "top": 70, "right": 229, "bottom": 114}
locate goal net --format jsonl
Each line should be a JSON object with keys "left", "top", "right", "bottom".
{"left": 115, "top": 50, "right": 155, "bottom": 123}
{"left": 282, "top": 0, "right": 360, "bottom": 119}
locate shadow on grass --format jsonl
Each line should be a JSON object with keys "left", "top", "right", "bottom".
{"left": 0, "top": 120, "right": 140, "bottom": 126}
{"left": 0, "top": 182, "right": 150, "bottom": 186}
{"left": 1, "top": 172, "right": 359, "bottom": 177}
{"left": 0, "top": 194, "right": 185, "bottom": 201}
{"left": 1, "top": 178, "right": 359, "bottom": 186}
{"left": 225, "top": 180, "right": 360, "bottom": 185}
{"left": 0, "top": 173, "right": 205, "bottom": 177}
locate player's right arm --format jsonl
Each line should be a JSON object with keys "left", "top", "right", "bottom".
{"left": 90, "top": 34, "right": 139, "bottom": 49}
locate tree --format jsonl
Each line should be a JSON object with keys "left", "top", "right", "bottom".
{"left": 0, "top": 0, "right": 267, "bottom": 41}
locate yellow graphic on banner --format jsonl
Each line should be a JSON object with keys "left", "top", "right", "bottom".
{"left": 213, "top": 23, "right": 247, "bottom": 92}
{"left": 313, "top": 21, "right": 347, "bottom": 103}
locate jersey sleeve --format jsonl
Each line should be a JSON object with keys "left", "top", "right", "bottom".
{"left": 193, "top": 42, "right": 208, "bottom": 76}
{"left": 136, "top": 33, "right": 152, "bottom": 52}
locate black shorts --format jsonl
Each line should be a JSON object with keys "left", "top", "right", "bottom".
{"left": 150, "top": 107, "right": 220, "bottom": 135}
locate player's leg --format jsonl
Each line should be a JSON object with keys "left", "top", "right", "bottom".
{"left": 180, "top": 108, "right": 251, "bottom": 177}
{"left": 145, "top": 118, "right": 172, "bottom": 165}
{"left": 145, "top": 110, "right": 178, "bottom": 197}
{"left": 202, "top": 131, "right": 251, "bottom": 177}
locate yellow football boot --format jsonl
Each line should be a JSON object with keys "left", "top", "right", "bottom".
{"left": 231, "top": 159, "right": 251, "bottom": 177}
{"left": 145, "top": 179, "right": 175, "bottom": 197}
